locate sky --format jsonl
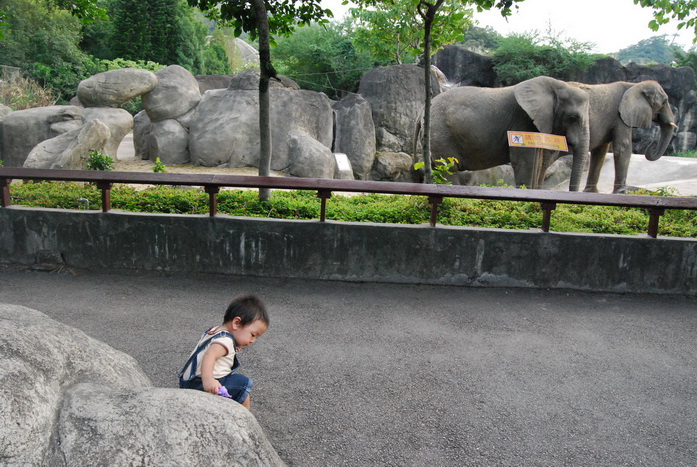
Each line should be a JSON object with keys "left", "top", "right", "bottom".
{"left": 321, "top": 0, "right": 696, "bottom": 54}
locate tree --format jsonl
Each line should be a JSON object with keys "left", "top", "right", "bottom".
{"left": 273, "top": 19, "right": 374, "bottom": 99}
{"left": 615, "top": 35, "right": 677, "bottom": 64}
{"left": 187, "top": 0, "right": 332, "bottom": 200}
{"left": 634, "top": 0, "right": 697, "bottom": 43}
{"left": 352, "top": 0, "right": 525, "bottom": 183}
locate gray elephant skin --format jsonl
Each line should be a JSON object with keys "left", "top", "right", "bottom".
{"left": 580, "top": 80, "right": 677, "bottom": 193}
{"left": 426, "top": 76, "right": 591, "bottom": 190}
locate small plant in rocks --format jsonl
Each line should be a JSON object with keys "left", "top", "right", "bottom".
{"left": 86, "top": 150, "right": 114, "bottom": 171}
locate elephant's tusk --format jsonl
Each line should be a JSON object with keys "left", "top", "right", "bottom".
{"left": 670, "top": 122, "right": 679, "bottom": 129}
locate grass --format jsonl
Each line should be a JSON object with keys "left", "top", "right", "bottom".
{"left": 7, "top": 181, "right": 697, "bottom": 238}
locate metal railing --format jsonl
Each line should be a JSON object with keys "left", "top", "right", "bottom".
{"left": 2, "top": 168, "right": 696, "bottom": 238}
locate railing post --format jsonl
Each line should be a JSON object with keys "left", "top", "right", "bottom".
{"left": 540, "top": 202, "right": 556, "bottom": 232}
{"left": 317, "top": 190, "right": 332, "bottom": 222}
{"left": 1, "top": 178, "right": 10, "bottom": 207}
{"left": 204, "top": 186, "right": 220, "bottom": 217}
{"left": 428, "top": 196, "right": 442, "bottom": 227}
{"left": 647, "top": 207, "right": 665, "bottom": 238}
{"left": 96, "top": 182, "right": 112, "bottom": 212}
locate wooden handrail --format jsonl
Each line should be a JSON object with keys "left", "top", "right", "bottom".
{"left": 2, "top": 168, "right": 696, "bottom": 238}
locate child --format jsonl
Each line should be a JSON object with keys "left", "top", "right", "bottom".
{"left": 179, "top": 295, "right": 269, "bottom": 410}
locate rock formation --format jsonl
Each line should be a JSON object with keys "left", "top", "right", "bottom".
{"left": 0, "top": 303, "right": 285, "bottom": 466}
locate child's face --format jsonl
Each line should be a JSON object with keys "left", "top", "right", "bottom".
{"left": 229, "top": 318, "right": 267, "bottom": 351}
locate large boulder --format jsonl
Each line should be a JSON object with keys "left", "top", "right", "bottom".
{"left": 369, "top": 151, "right": 413, "bottom": 182}
{"left": 149, "top": 118, "right": 190, "bottom": 165}
{"left": 432, "top": 45, "right": 499, "bottom": 87}
{"left": 228, "top": 68, "right": 300, "bottom": 91}
{"left": 287, "top": 130, "right": 336, "bottom": 178}
{"left": 76, "top": 68, "right": 158, "bottom": 108}
{"left": 1, "top": 105, "right": 84, "bottom": 167}
{"left": 333, "top": 93, "right": 376, "bottom": 180}
{"left": 189, "top": 88, "right": 333, "bottom": 172}
{"left": 133, "top": 110, "right": 152, "bottom": 160}
{"left": 83, "top": 107, "right": 133, "bottom": 158}
{"left": 358, "top": 64, "right": 441, "bottom": 154}
{"left": 196, "top": 74, "right": 234, "bottom": 93}
{"left": 23, "top": 119, "right": 111, "bottom": 169}
{"left": 142, "top": 65, "right": 201, "bottom": 122}
{"left": 0, "top": 303, "right": 285, "bottom": 466}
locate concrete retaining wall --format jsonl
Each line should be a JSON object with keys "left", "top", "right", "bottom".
{"left": 1, "top": 207, "right": 696, "bottom": 295}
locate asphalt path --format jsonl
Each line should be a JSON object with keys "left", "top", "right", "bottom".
{"left": 1, "top": 266, "right": 696, "bottom": 466}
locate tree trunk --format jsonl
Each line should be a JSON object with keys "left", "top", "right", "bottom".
{"left": 251, "top": 0, "right": 273, "bottom": 200}
{"left": 419, "top": 1, "right": 442, "bottom": 185}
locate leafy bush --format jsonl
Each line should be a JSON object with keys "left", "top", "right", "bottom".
{"left": 7, "top": 182, "right": 696, "bottom": 238}
{"left": 153, "top": 158, "right": 167, "bottom": 173}
{"left": 86, "top": 150, "right": 114, "bottom": 171}
{"left": 493, "top": 31, "right": 598, "bottom": 86}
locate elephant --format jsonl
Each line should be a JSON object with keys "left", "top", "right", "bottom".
{"left": 422, "top": 75, "right": 591, "bottom": 190}
{"left": 577, "top": 80, "right": 678, "bottom": 193}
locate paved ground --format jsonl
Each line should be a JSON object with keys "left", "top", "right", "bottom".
{"left": 1, "top": 266, "right": 695, "bottom": 466}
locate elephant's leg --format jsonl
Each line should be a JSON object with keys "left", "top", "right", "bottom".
{"left": 583, "top": 143, "right": 610, "bottom": 193}
{"left": 510, "top": 147, "right": 538, "bottom": 188}
{"left": 612, "top": 127, "right": 633, "bottom": 193}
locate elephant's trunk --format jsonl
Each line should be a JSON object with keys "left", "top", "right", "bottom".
{"left": 567, "top": 124, "right": 590, "bottom": 192}
{"left": 645, "top": 106, "right": 677, "bottom": 161}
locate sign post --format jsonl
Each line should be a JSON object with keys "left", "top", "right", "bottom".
{"left": 507, "top": 132, "right": 569, "bottom": 188}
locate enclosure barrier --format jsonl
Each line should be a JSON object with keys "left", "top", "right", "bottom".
{"left": 1, "top": 168, "right": 696, "bottom": 238}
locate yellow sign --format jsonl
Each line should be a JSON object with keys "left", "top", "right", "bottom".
{"left": 507, "top": 131, "right": 568, "bottom": 151}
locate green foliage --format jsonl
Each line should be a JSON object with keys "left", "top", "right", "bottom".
{"left": 86, "top": 150, "right": 114, "bottom": 171}
{"left": 673, "top": 47, "right": 697, "bottom": 90}
{"left": 493, "top": 31, "right": 598, "bottom": 85}
{"left": 671, "top": 150, "right": 697, "bottom": 158}
{"left": 0, "top": 0, "right": 102, "bottom": 102}
{"left": 8, "top": 181, "right": 696, "bottom": 238}
{"left": 153, "top": 157, "right": 167, "bottom": 173}
{"left": 459, "top": 25, "right": 503, "bottom": 55}
{"left": 189, "top": 0, "right": 332, "bottom": 40}
{"left": 414, "top": 157, "right": 458, "bottom": 185}
{"left": 273, "top": 20, "right": 374, "bottom": 99}
{"left": 350, "top": 0, "right": 473, "bottom": 65}
{"left": 634, "top": 0, "right": 697, "bottom": 43}
{"left": 615, "top": 35, "right": 677, "bottom": 64}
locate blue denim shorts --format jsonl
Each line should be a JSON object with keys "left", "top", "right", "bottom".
{"left": 179, "top": 373, "right": 253, "bottom": 404}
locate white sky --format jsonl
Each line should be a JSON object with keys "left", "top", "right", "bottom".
{"left": 321, "top": 0, "right": 696, "bottom": 54}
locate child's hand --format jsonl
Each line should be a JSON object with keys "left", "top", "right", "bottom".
{"left": 202, "top": 377, "right": 221, "bottom": 395}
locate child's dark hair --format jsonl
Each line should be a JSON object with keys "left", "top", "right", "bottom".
{"left": 223, "top": 295, "right": 269, "bottom": 327}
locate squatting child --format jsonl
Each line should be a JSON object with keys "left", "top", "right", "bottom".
{"left": 179, "top": 294, "right": 269, "bottom": 410}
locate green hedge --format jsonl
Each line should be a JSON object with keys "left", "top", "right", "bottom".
{"left": 7, "top": 181, "right": 697, "bottom": 238}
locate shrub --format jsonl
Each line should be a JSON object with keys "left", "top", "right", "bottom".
{"left": 86, "top": 150, "right": 114, "bottom": 171}
{"left": 0, "top": 75, "right": 56, "bottom": 110}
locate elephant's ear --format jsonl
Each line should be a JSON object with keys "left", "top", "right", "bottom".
{"left": 619, "top": 82, "right": 657, "bottom": 128}
{"left": 514, "top": 76, "right": 556, "bottom": 134}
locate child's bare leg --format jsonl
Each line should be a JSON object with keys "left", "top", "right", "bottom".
{"left": 241, "top": 395, "right": 250, "bottom": 410}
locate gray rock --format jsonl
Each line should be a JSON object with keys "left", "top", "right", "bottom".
{"left": 0, "top": 303, "right": 286, "bottom": 466}
{"left": 77, "top": 68, "right": 158, "bottom": 108}
{"left": 358, "top": 64, "right": 440, "bottom": 154}
{"left": 0, "top": 303, "right": 151, "bottom": 466}
{"left": 23, "top": 119, "right": 111, "bottom": 169}
{"left": 189, "top": 89, "right": 333, "bottom": 172}
{"left": 149, "top": 119, "right": 190, "bottom": 165}
{"left": 228, "top": 68, "right": 300, "bottom": 91}
{"left": 334, "top": 153, "right": 355, "bottom": 180}
{"left": 287, "top": 130, "right": 336, "bottom": 178}
{"left": 333, "top": 93, "right": 376, "bottom": 180}
{"left": 0, "top": 104, "right": 11, "bottom": 119}
{"left": 83, "top": 107, "right": 133, "bottom": 158}
{"left": 1, "top": 105, "right": 84, "bottom": 167}
{"left": 196, "top": 74, "right": 234, "bottom": 93}
{"left": 57, "top": 385, "right": 285, "bottom": 466}
{"left": 134, "top": 110, "right": 152, "bottom": 160}
{"left": 142, "top": 65, "right": 201, "bottom": 122}
{"left": 370, "top": 151, "right": 413, "bottom": 182}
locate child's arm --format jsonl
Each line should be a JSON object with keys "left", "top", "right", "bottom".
{"left": 200, "top": 342, "right": 228, "bottom": 394}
